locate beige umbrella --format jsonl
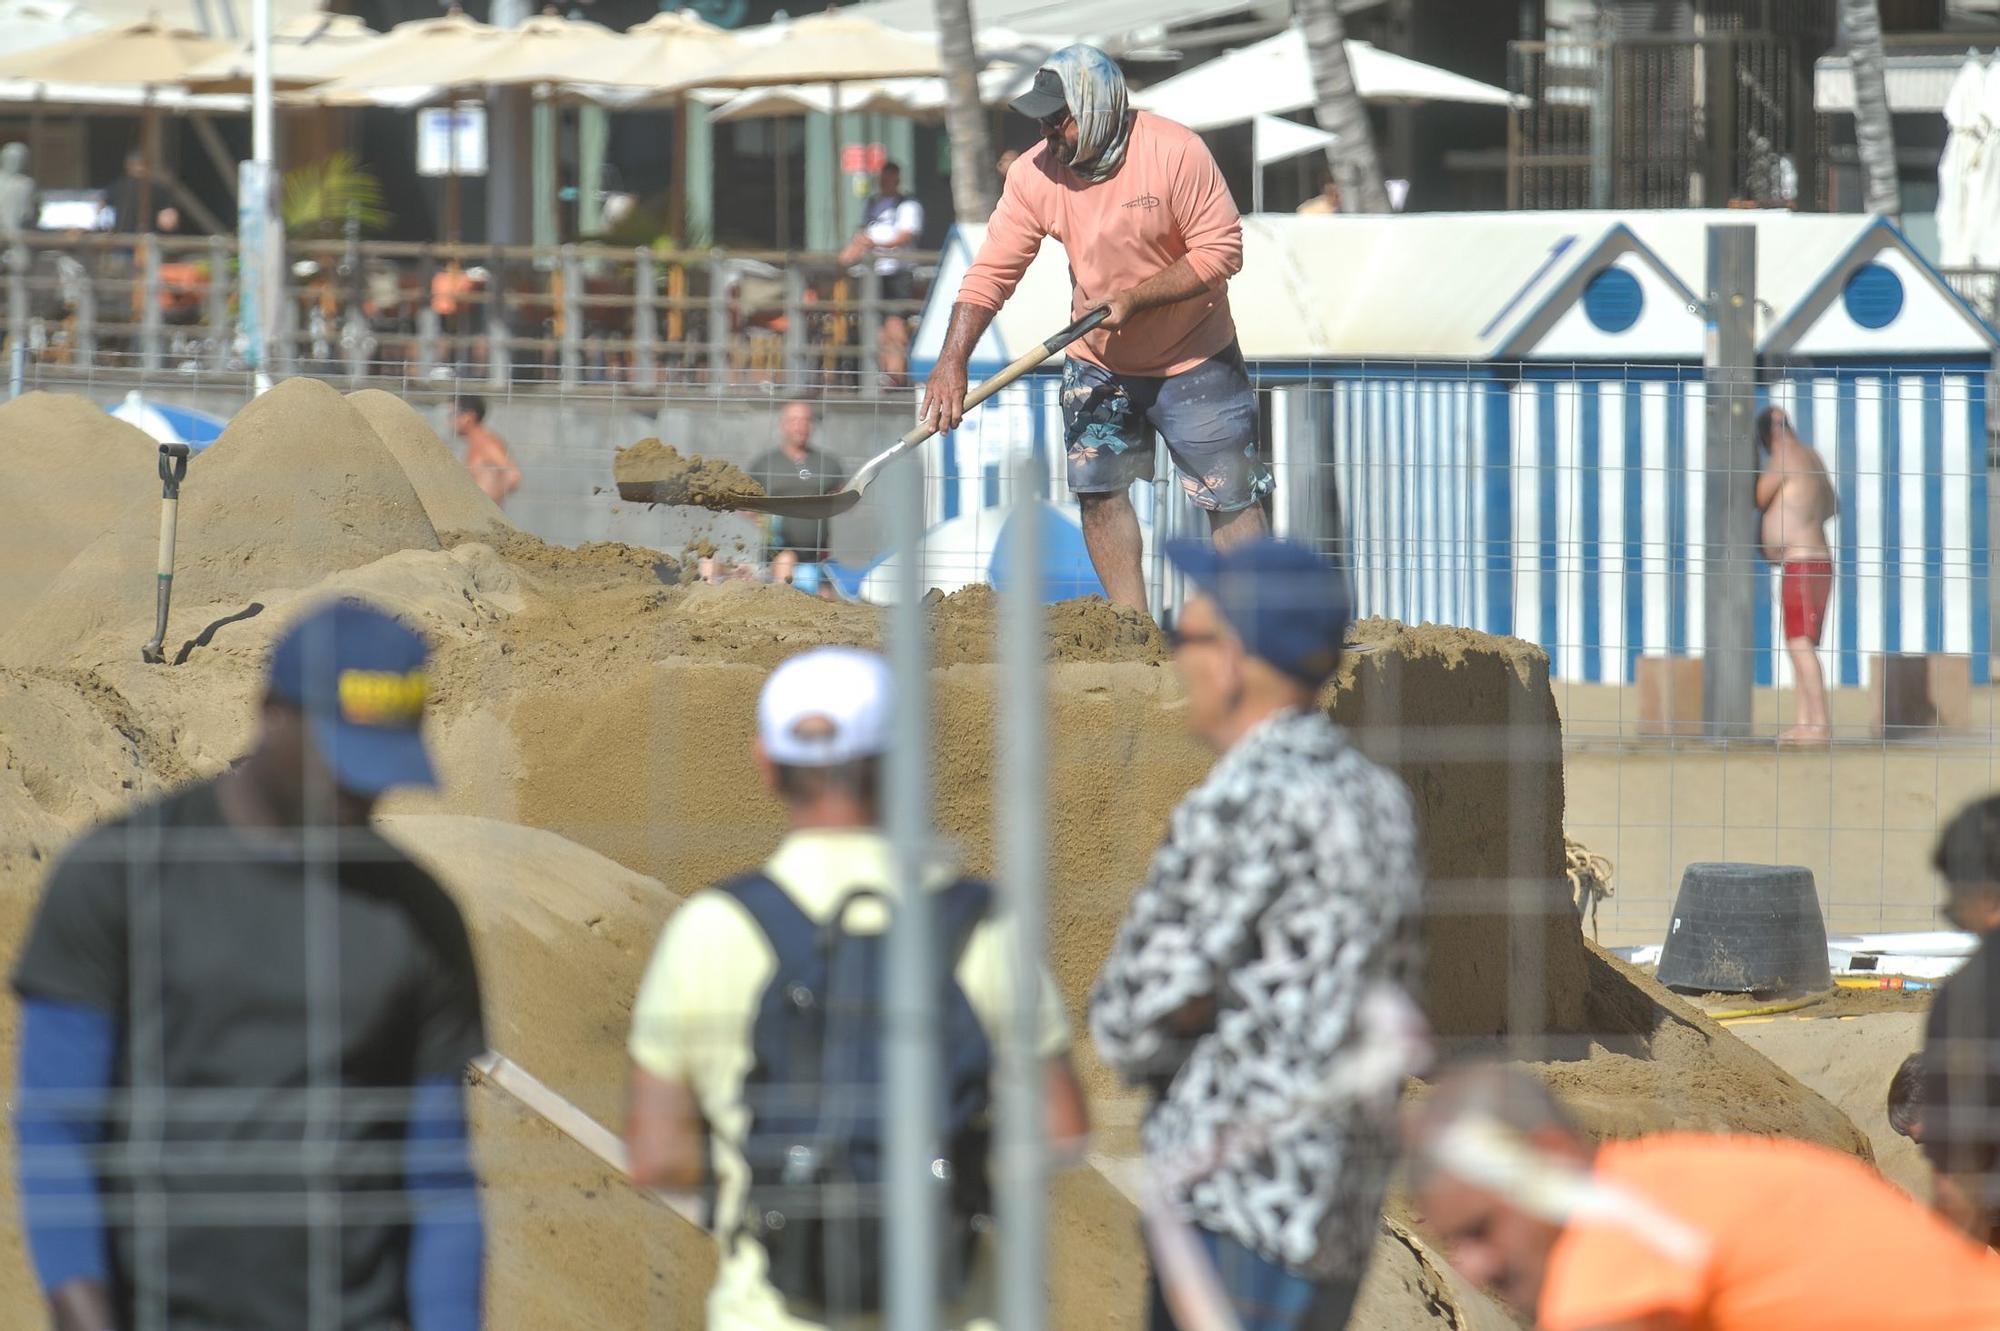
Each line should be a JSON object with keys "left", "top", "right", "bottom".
{"left": 181, "top": 13, "right": 382, "bottom": 94}
{"left": 292, "top": 11, "right": 503, "bottom": 106}
{"left": 683, "top": 11, "right": 944, "bottom": 89}
{"left": 0, "top": 17, "right": 230, "bottom": 82}
{"left": 560, "top": 10, "right": 740, "bottom": 103}
{"left": 657, "top": 12, "right": 947, "bottom": 246}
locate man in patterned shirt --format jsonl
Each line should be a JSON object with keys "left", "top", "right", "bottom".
{"left": 1090, "top": 537, "right": 1422, "bottom": 1331}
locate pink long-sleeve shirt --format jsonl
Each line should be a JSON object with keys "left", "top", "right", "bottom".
{"left": 955, "top": 111, "right": 1242, "bottom": 378}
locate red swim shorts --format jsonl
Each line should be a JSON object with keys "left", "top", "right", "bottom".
{"left": 1781, "top": 558, "right": 1834, "bottom": 645}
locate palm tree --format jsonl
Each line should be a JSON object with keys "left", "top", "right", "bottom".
{"left": 281, "top": 152, "right": 391, "bottom": 240}
{"left": 1296, "top": 0, "right": 1388, "bottom": 213}
{"left": 935, "top": 0, "right": 997, "bottom": 222}
{"left": 1842, "top": 0, "right": 1899, "bottom": 222}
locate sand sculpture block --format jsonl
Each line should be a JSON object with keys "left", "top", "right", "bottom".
{"left": 1869, "top": 652, "right": 1972, "bottom": 734}
{"left": 1634, "top": 654, "right": 1705, "bottom": 736}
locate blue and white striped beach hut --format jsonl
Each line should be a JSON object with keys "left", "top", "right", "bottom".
{"left": 912, "top": 210, "right": 1996, "bottom": 685}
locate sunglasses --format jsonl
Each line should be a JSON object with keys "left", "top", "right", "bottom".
{"left": 1038, "top": 108, "right": 1072, "bottom": 133}
{"left": 1165, "top": 626, "right": 1226, "bottom": 651}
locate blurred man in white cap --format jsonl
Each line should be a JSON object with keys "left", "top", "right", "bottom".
{"left": 626, "top": 646, "right": 1087, "bottom": 1330}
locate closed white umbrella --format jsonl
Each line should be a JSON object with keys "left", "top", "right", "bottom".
{"left": 1938, "top": 52, "right": 1986, "bottom": 268}
{"left": 1973, "top": 59, "right": 2000, "bottom": 266}
{"left": 182, "top": 13, "right": 381, "bottom": 93}
{"left": 1131, "top": 26, "right": 1522, "bottom": 132}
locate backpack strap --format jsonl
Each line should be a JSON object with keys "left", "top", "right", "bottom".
{"left": 933, "top": 879, "right": 994, "bottom": 967}
{"left": 718, "top": 872, "right": 818, "bottom": 967}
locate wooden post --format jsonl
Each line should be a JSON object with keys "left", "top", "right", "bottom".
{"left": 1702, "top": 225, "right": 1757, "bottom": 737}
{"left": 633, "top": 248, "right": 657, "bottom": 388}
{"left": 205, "top": 233, "right": 230, "bottom": 371}
{"left": 485, "top": 250, "right": 508, "bottom": 390}
{"left": 706, "top": 255, "right": 728, "bottom": 397}
{"left": 417, "top": 249, "right": 441, "bottom": 379}
{"left": 139, "top": 235, "right": 163, "bottom": 373}
{"left": 74, "top": 249, "right": 96, "bottom": 365}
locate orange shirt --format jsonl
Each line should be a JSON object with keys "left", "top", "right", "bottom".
{"left": 1539, "top": 1135, "right": 2000, "bottom": 1330}
{"left": 954, "top": 111, "right": 1241, "bottom": 378}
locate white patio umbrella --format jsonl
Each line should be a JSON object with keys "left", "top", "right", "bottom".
{"left": 182, "top": 12, "right": 381, "bottom": 93}
{"left": 707, "top": 64, "right": 1028, "bottom": 123}
{"left": 1131, "top": 26, "right": 1524, "bottom": 132}
{"left": 1250, "top": 114, "right": 1336, "bottom": 212}
{"left": 1974, "top": 59, "right": 2000, "bottom": 267}
{"left": 1937, "top": 52, "right": 1987, "bottom": 268}
{"left": 653, "top": 11, "right": 948, "bottom": 244}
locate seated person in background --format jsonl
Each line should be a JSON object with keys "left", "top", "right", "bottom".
{"left": 746, "top": 402, "right": 845, "bottom": 567}
{"left": 1412, "top": 1062, "right": 2000, "bottom": 1330}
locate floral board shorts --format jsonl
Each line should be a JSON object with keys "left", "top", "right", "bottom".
{"left": 1060, "top": 342, "right": 1272, "bottom": 513}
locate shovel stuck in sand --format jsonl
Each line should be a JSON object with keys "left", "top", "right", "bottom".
{"left": 725, "top": 307, "right": 1110, "bottom": 521}
{"left": 140, "top": 442, "right": 191, "bottom": 665}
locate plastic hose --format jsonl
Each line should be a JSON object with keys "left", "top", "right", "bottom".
{"left": 1707, "top": 994, "right": 1826, "bottom": 1022}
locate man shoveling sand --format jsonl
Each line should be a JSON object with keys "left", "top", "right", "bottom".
{"left": 613, "top": 439, "right": 766, "bottom": 508}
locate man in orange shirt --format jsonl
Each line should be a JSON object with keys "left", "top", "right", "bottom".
{"left": 1411, "top": 1064, "right": 2000, "bottom": 1330}
{"left": 452, "top": 395, "right": 522, "bottom": 510}
{"left": 920, "top": 43, "right": 1270, "bottom": 614}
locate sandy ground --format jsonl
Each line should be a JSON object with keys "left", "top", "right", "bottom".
{"left": 0, "top": 382, "right": 1893, "bottom": 1329}
{"left": 1720, "top": 1012, "right": 1930, "bottom": 1196}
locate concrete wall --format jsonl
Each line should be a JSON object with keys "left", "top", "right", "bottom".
{"left": 54, "top": 374, "right": 917, "bottom": 568}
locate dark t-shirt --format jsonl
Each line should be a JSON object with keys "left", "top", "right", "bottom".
{"left": 11, "top": 777, "right": 486, "bottom": 1331}
{"left": 1921, "top": 929, "right": 2000, "bottom": 1217}
{"left": 747, "top": 444, "right": 847, "bottom": 560}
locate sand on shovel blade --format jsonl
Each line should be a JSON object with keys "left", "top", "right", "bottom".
{"left": 612, "top": 438, "right": 766, "bottom": 509}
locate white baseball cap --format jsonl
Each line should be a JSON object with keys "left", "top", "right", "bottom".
{"left": 757, "top": 646, "right": 892, "bottom": 766}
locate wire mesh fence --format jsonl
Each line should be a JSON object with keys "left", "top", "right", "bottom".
{"left": 1, "top": 345, "right": 1992, "bottom": 1328}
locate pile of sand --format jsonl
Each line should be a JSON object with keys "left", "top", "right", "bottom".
{"left": 0, "top": 378, "right": 440, "bottom": 670}
{"left": 613, "top": 438, "right": 765, "bottom": 506}
{"left": 346, "top": 389, "right": 511, "bottom": 538}
{"left": 0, "top": 392, "right": 161, "bottom": 629}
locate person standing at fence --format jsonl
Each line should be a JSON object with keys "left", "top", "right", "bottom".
{"left": 1410, "top": 1063, "right": 2000, "bottom": 1330}
{"left": 919, "top": 43, "right": 1272, "bottom": 617}
{"left": 1919, "top": 794, "right": 2000, "bottom": 1248}
{"left": 454, "top": 394, "right": 522, "bottom": 510}
{"left": 747, "top": 401, "right": 847, "bottom": 567}
{"left": 1755, "top": 406, "right": 1837, "bottom": 745}
{"left": 626, "top": 646, "right": 1088, "bottom": 1330}
{"left": 1089, "top": 538, "right": 1420, "bottom": 1331}
{"left": 11, "top": 600, "right": 487, "bottom": 1331}
{"left": 839, "top": 162, "right": 923, "bottom": 388}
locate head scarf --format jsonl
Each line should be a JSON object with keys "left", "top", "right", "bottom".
{"left": 1046, "top": 43, "right": 1133, "bottom": 183}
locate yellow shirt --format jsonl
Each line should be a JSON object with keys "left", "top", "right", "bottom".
{"left": 628, "top": 829, "right": 1071, "bottom": 1331}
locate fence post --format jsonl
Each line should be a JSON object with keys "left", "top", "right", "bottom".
{"left": 5, "top": 241, "right": 26, "bottom": 361}
{"left": 706, "top": 254, "right": 728, "bottom": 397}
{"left": 205, "top": 233, "right": 230, "bottom": 371}
{"left": 560, "top": 244, "right": 582, "bottom": 389}
{"left": 1702, "top": 224, "right": 1757, "bottom": 737}
{"left": 782, "top": 261, "right": 806, "bottom": 393}
{"left": 417, "top": 250, "right": 441, "bottom": 380}
{"left": 633, "top": 247, "right": 657, "bottom": 389}
{"left": 858, "top": 265, "right": 882, "bottom": 393}
{"left": 74, "top": 250, "right": 96, "bottom": 365}
{"left": 485, "top": 252, "right": 509, "bottom": 389}
{"left": 140, "top": 236, "right": 163, "bottom": 373}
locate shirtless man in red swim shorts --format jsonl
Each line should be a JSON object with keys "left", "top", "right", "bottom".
{"left": 1756, "top": 407, "right": 1838, "bottom": 745}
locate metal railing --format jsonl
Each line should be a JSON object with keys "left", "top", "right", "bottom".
{"left": 0, "top": 232, "right": 936, "bottom": 398}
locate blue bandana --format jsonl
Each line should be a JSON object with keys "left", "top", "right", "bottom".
{"left": 1046, "top": 43, "right": 1133, "bottom": 183}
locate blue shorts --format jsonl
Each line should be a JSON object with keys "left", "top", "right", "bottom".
{"left": 1060, "top": 344, "right": 1271, "bottom": 513}
{"left": 1145, "top": 1227, "right": 1360, "bottom": 1331}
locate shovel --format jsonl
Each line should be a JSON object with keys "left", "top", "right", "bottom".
{"left": 139, "top": 442, "right": 191, "bottom": 665}
{"left": 730, "top": 306, "right": 1110, "bottom": 520}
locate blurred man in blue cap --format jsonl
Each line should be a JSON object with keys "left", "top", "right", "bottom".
{"left": 13, "top": 600, "right": 487, "bottom": 1331}
{"left": 1090, "top": 538, "right": 1422, "bottom": 1331}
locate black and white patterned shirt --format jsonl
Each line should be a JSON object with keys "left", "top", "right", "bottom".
{"left": 1089, "top": 707, "right": 1421, "bottom": 1281}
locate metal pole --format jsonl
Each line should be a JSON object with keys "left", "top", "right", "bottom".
{"left": 559, "top": 244, "right": 581, "bottom": 389}
{"left": 1702, "top": 224, "right": 1757, "bottom": 737}
{"left": 996, "top": 451, "right": 1047, "bottom": 1331}
{"left": 883, "top": 452, "right": 940, "bottom": 1331}
{"left": 782, "top": 262, "right": 806, "bottom": 392}
{"left": 240, "top": 0, "right": 280, "bottom": 391}
{"left": 139, "top": 236, "right": 162, "bottom": 373}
